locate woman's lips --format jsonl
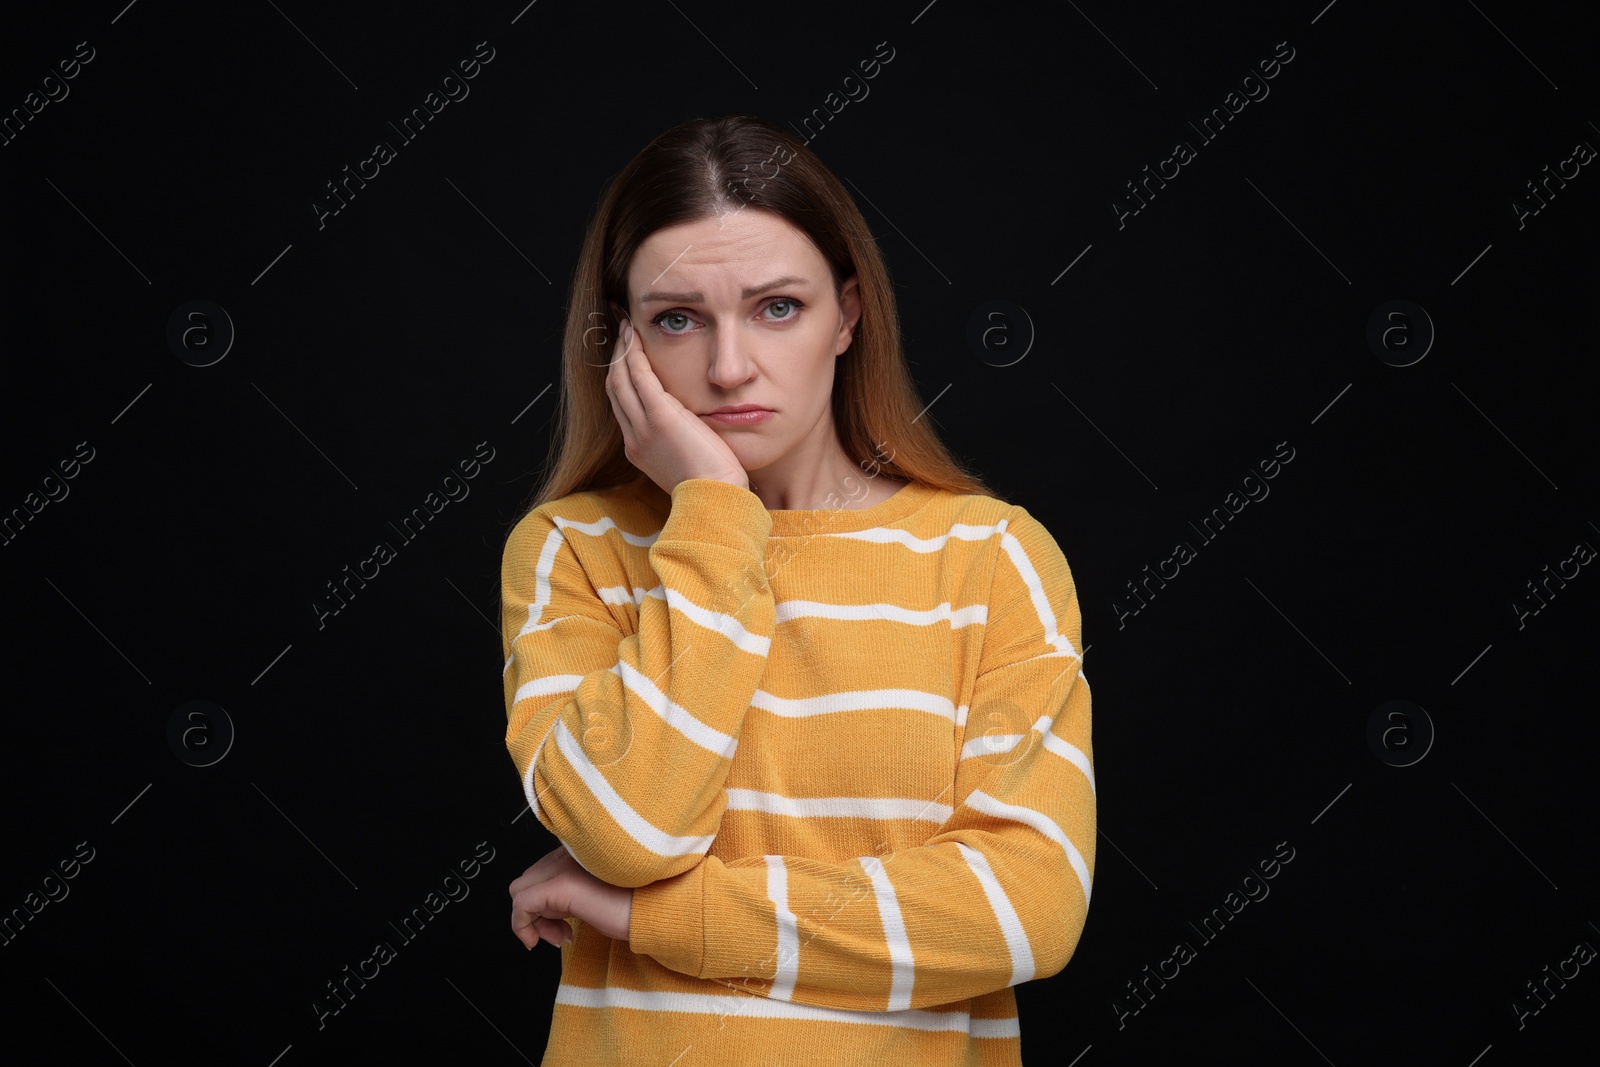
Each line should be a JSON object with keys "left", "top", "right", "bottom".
{"left": 704, "top": 409, "right": 773, "bottom": 425}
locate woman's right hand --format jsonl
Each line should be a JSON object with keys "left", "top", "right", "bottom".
{"left": 606, "top": 316, "right": 750, "bottom": 494}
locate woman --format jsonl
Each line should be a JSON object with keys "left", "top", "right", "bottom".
{"left": 500, "top": 114, "right": 1095, "bottom": 1066}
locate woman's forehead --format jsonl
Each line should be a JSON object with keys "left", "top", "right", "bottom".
{"left": 629, "top": 213, "right": 827, "bottom": 294}
{"left": 638, "top": 210, "right": 810, "bottom": 257}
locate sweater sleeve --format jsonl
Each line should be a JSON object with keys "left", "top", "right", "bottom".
{"left": 627, "top": 508, "right": 1096, "bottom": 1012}
{"left": 500, "top": 478, "right": 777, "bottom": 889}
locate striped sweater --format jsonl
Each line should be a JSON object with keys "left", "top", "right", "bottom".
{"left": 500, "top": 475, "right": 1095, "bottom": 1066}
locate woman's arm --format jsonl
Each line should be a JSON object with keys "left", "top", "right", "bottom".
{"left": 501, "top": 478, "right": 776, "bottom": 888}
{"left": 628, "top": 512, "right": 1096, "bottom": 1012}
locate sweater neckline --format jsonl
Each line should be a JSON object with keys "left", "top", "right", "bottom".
{"left": 628, "top": 475, "right": 938, "bottom": 536}
{"left": 765, "top": 478, "right": 935, "bottom": 536}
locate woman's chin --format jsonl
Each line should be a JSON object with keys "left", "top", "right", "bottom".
{"left": 725, "top": 443, "right": 775, "bottom": 472}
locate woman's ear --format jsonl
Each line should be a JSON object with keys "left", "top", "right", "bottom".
{"left": 834, "top": 275, "right": 862, "bottom": 356}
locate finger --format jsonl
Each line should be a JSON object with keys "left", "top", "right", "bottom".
{"left": 512, "top": 906, "right": 573, "bottom": 949}
{"left": 512, "top": 900, "right": 561, "bottom": 940}
{"left": 622, "top": 322, "right": 667, "bottom": 417}
{"left": 604, "top": 317, "right": 628, "bottom": 386}
{"left": 621, "top": 328, "right": 694, "bottom": 429}
{"left": 509, "top": 866, "right": 574, "bottom": 935}
{"left": 511, "top": 908, "right": 539, "bottom": 949}
{"left": 606, "top": 318, "right": 631, "bottom": 380}
{"left": 535, "top": 916, "right": 571, "bottom": 947}
{"left": 609, "top": 320, "right": 645, "bottom": 434}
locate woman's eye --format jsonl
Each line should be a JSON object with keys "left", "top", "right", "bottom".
{"left": 652, "top": 299, "right": 802, "bottom": 335}
{"left": 765, "top": 298, "right": 803, "bottom": 320}
{"left": 654, "top": 311, "right": 694, "bottom": 334}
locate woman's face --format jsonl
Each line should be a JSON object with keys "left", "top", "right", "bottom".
{"left": 621, "top": 208, "right": 860, "bottom": 477}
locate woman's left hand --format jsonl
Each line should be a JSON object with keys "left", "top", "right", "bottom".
{"left": 509, "top": 845, "right": 633, "bottom": 948}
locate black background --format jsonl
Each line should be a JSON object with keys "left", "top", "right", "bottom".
{"left": 2, "top": 1, "right": 1596, "bottom": 1064}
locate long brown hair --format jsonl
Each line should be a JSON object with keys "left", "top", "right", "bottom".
{"left": 511, "top": 114, "right": 1001, "bottom": 529}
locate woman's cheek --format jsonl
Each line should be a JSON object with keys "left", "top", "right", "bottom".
{"left": 658, "top": 364, "right": 697, "bottom": 407}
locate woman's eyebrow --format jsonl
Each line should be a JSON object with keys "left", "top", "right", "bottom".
{"left": 638, "top": 275, "right": 811, "bottom": 305}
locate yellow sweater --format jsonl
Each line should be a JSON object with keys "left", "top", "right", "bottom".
{"left": 500, "top": 476, "right": 1095, "bottom": 1066}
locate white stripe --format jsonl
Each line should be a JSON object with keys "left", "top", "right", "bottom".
{"left": 534, "top": 509, "right": 766, "bottom": 657}
{"left": 1041, "top": 733, "right": 1096, "bottom": 795}
{"left": 961, "top": 732, "right": 1026, "bottom": 761}
{"left": 513, "top": 665, "right": 737, "bottom": 757}
{"left": 553, "top": 984, "right": 1016, "bottom": 1035}
{"left": 965, "top": 789, "right": 1093, "bottom": 906}
{"left": 957, "top": 718, "right": 1096, "bottom": 796}
{"left": 552, "top": 512, "right": 658, "bottom": 547}
{"left": 1016, "top": 647, "right": 1079, "bottom": 667}
{"left": 549, "top": 718, "right": 715, "bottom": 859}
{"left": 751, "top": 688, "right": 957, "bottom": 722}
{"left": 596, "top": 584, "right": 651, "bottom": 606}
{"left": 509, "top": 664, "right": 742, "bottom": 762}
{"left": 659, "top": 584, "right": 771, "bottom": 656}
{"left": 584, "top": 583, "right": 772, "bottom": 655}
{"left": 998, "top": 524, "right": 1079, "bottom": 658}
{"left": 970, "top": 1016, "right": 1022, "bottom": 1038}
{"left": 725, "top": 790, "right": 953, "bottom": 824}
{"left": 610, "top": 658, "right": 740, "bottom": 758}
{"left": 508, "top": 660, "right": 737, "bottom": 834}
{"left": 955, "top": 842, "right": 1034, "bottom": 987}
{"left": 766, "top": 858, "right": 799, "bottom": 1001}
{"left": 518, "top": 613, "right": 568, "bottom": 637}
{"left": 860, "top": 856, "right": 915, "bottom": 1011}
{"left": 774, "top": 599, "right": 987, "bottom": 628}
{"left": 831, "top": 520, "right": 1008, "bottom": 551}
{"left": 517, "top": 525, "right": 570, "bottom": 639}
{"left": 513, "top": 673, "right": 585, "bottom": 706}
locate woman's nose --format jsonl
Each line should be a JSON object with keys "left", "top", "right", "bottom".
{"left": 707, "top": 327, "right": 755, "bottom": 386}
